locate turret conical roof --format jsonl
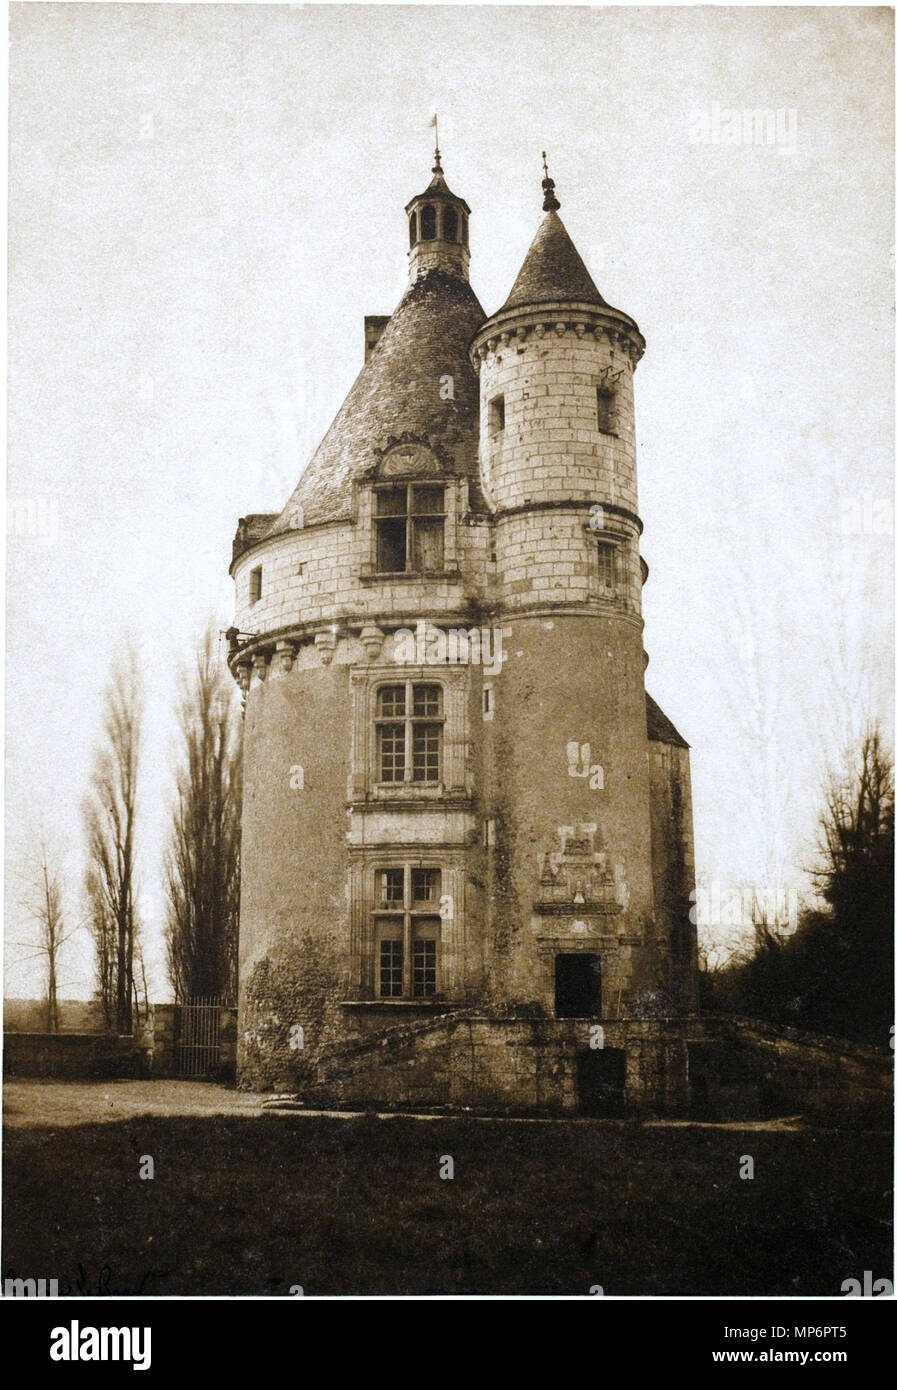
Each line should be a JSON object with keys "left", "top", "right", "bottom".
{"left": 500, "top": 210, "right": 613, "bottom": 313}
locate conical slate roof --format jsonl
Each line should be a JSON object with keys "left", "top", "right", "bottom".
{"left": 646, "top": 693, "right": 689, "bottom": 749}
{"left": 270, "top": 268, "right": 485, "bottom": 531}
{"left": 405, "top": 166, "right": 471, "bottom": 215}
{"left": 501, "top": 211, "right": 613, "bottom": 313}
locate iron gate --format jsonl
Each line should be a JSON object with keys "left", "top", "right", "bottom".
{"left": 177, "top": 997, "right": 225, "bottom": 1078}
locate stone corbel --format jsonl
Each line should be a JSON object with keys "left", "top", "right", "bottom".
{"left": 251, "top": 653, "right": 269, "bottom": 684}
{"left": 360, "top": 624, "right": 386, "bottom": 662}
{"left": 275, "top": 640, "right": 297, "bottom": 673}
{"left": 315, "top": 630, "right": 337, "bottom": 665}
{"left": 234, "top": 659, "right": 252, "bottom": 694}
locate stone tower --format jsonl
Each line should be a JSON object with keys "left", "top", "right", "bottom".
{"left": 469, "top": 161, "right": 678, "bottom": 1020}
{"left": 228, "top": 150, "right": 697, "bottom": 1113}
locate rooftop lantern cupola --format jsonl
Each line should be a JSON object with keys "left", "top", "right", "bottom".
{"left": 405, "top": 125, "right": 471, "bottom": 285}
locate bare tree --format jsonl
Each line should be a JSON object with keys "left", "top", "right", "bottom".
{"left": 133, "top": 938, "right": 151, "bottom": 1026}
{"left": 165, "top": 625, "right": 242, "bottom": 1003}
{"left": 16, "top": 835, "right": 77, "bottom": 1032}
{"left": 815, "top": 724, "right": 894, "bottom": 903}
{"left": 83, "top": 647, "right": 143, "bottom": 1035}
{"left": 85, "top": 867, "right": 116, "bottom": 1031}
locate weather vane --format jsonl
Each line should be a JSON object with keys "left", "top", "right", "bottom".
{"left": 541, "top": 149, "right": 560, "bottom": 212}
{"left": 430, "top": 113, "right": 442, "bottom": 174}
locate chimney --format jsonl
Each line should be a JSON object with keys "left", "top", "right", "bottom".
{"left": 364, "top": 315, "right": 390, "bottom": 363}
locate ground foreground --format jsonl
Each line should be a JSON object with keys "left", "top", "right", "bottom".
{"left": 3, "top": 1081, "right": 892, "bottom": 1296}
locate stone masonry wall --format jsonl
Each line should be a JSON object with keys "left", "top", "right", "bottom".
{"left": 311, "top": 1014, "right": 692, "bottom": 1115}
{"left": 474, "top": 309, "right": 640, "bottom": 518}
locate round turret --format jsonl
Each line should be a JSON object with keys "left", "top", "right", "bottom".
{"left": 469, "top": 176, "right": 646, "bottom": 623}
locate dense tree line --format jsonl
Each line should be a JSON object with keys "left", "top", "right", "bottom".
{"left": 701, "top": 727, "right": 893, "bottom": 1048}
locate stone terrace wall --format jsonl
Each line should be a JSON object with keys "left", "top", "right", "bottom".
{"left": 694, "top": 1016, "right": 893, "bottom": 1124}
{"left": 310, "top": 1013, "right": 691, "bottom": 1115}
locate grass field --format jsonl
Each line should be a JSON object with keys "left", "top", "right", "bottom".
{"left": 3, "top": 1082, "right": 892, "bottom": 1296}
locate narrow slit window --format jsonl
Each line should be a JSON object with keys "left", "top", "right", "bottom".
{"left": 489, "top": 396, "right": 505, "bottom": 436}
{"left": 249, "top": 566, "right": 262, "bottom": 604}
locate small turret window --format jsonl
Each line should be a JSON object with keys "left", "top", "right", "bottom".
{"left": 409, "top": 211, "right": 417, "bottom": 247}
{"left": 597, "top": 387, "right": 617, "bottom": 436}
{"left": 420, "top": 204, "right": 437, "bottom": 240}
{"left": 489, "top": 395, "right": 505, "bottom": 436}
{"left": 249, "top": 566, "right": 262, "bottom": 604}
{"left": 442, "top": 206, "right": 458, "bottom": 242}
{"left": 596, "top": 542, "right": 617, "bottom": 591}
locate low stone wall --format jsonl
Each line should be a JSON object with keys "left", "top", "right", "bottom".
{"left": 4, "top": 1002, "right": 238, "bottom": 1082}
{"left": 2, "top": 1032, "right": 146, "bottom": 1079}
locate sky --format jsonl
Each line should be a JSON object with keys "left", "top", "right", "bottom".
{"left": 5, "top": 2, "right": 893, "bottom": 1000}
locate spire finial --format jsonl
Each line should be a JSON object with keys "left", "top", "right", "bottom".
{"left": 541, "top": 150, "right": 560, "bottom": 212}
{"left": 431, "top": 114, "right": 442, "bottom": 174}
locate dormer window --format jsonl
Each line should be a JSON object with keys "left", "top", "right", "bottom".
{"left": 420, "top": 204, "right": 437, "bottom": 240}
{"left": 409, "top": 212, "right": 417, "bottom": 247}
{"left": 375, "top": 484, "right": 445, "bottom": 573}
{"left": 442, "top": 206, "right": 458, "bottom": 242}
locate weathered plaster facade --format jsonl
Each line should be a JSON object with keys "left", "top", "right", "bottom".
{"left": 228, "top": 152, "right": 699, "bottom": 1112}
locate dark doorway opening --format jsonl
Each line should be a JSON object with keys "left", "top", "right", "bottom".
{"left": 576, "top": 1047, "right": 626, "bottom": 1117}
{"left": 555, "top": 952, "right": 601, "bottom": 1018}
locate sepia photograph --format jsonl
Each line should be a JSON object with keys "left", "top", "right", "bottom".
{"left": 1, "top": 0, "right": 893, "bottom": 1341}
